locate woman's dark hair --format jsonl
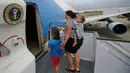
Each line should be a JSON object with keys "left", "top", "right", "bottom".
{"left": 51, "top": 27, "right": 60, "bottom": 40}
{"left": 65, "top": 10, "right": 76, "bottom": 19}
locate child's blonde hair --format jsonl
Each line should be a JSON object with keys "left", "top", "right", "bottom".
{"left": 79, "top": 15, "right": 85, "bottom": 23}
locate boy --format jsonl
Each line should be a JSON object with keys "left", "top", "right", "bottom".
{"left": 72, "top": 14, "right": 85, "bottom": 47}
{"left": 48, "top": 27, "right": 61, "bottom": 73}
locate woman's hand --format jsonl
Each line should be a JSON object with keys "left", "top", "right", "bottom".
{"left": 60, "top": 42, "right": 65, "bottom": 48}
{"left": 72, "top": 41, "right": 77, "bottom": 47}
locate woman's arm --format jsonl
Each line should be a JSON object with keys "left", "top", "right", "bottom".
{"left": 72, "top": 32, "right": 77, "bottom": 46}
{"left": 61, "top": 19, "right": 74, "bottom": 48}
{"left": 61, "top": 25, "right": 72, "bottom": 48}
{"left": 63, "top": 25, "right": 72, "bottom": 45}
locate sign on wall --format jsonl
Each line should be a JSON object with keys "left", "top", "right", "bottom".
{"left": 3, "top": 3, "right": 24, "bottom": 25}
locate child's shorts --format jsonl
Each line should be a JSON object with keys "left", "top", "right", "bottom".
{"left": 50, "top": 56, "right": 61, "bottom": 67}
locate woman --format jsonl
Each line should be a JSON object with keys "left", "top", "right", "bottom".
{"left": 61, "top": 10, "right": 84, "bottom": 72}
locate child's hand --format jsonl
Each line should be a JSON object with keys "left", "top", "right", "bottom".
{"left": 72, "top": 41, "right": 77, "bottom": 47}
{"left": 47, "top": 48, "right": 51, "bottom": 52}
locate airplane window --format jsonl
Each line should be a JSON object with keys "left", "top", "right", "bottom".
{"left": 0, "top": 43, "right": 10, "bottom": 57}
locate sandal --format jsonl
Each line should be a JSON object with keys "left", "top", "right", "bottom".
{"left": 65, "top": 66, "right": 75, "bottom": 72}
{"left": 75, "top": 69, "right": 80, "bottom": 72}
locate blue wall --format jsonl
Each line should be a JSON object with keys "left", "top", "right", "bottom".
{"left": 24, "top": 0, "right": 65, "bottom": 39}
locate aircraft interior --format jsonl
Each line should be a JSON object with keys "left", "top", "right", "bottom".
{"left": 26, "top": 4, "right": 41, "bottom": 56}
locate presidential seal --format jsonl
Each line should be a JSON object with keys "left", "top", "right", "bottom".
{"left": 4, "top": 3, "right": 24, "bottom": 25}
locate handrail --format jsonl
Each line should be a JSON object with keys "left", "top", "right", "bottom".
{"left": 36, "top": 51, "right": 48, "bottom": 62}
{"left": 100, "top": 41, "right": 130, "bottom": 67}
{"left": 97, "top": 38, "right": 130, "bottom": 43}
{"left": 84, "top": 31, "right": 130, "bottom": 43}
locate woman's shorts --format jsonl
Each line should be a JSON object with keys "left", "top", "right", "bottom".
{"left": 65, "top": 37, "right": 83, "bottom": 54}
